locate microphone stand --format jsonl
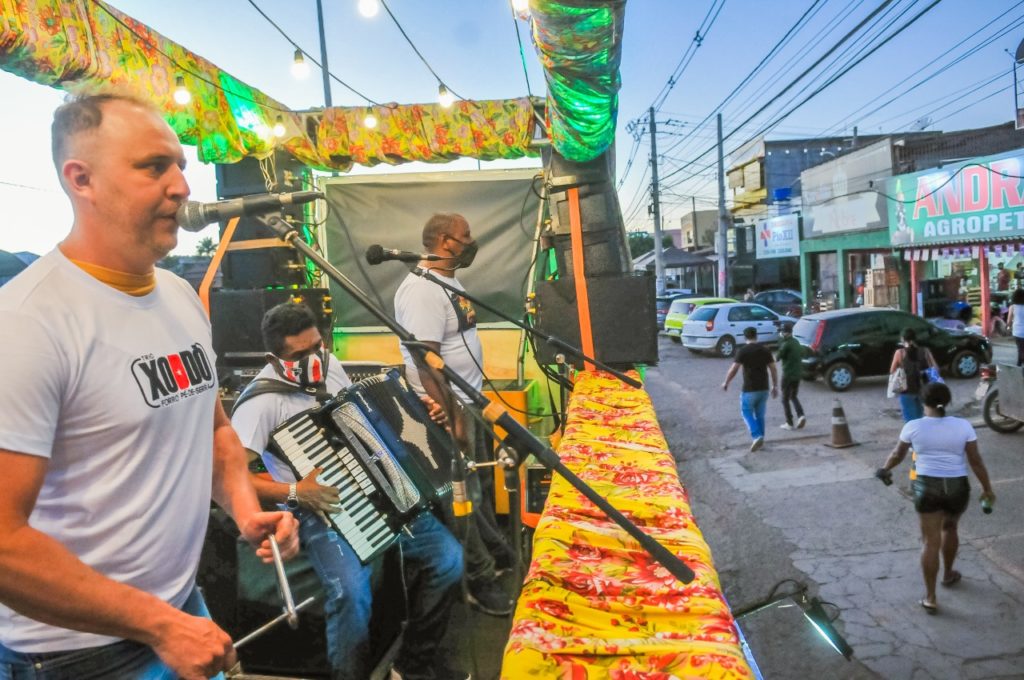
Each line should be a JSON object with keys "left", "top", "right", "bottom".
{"left": 408, "top": 267, "right": 643, "bottom": 390}
{"left": 254, "top": 212, "right": 695, "bottom": 585}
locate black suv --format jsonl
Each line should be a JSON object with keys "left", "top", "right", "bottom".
{"left": 794, "top": 308, "right": 992, "bottom": 391}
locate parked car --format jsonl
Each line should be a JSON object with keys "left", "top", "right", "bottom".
{"left": 681, "top": 303, "right": 797, "bottom": 357}
{"left": 794, "top": 308, "right": 992, "bottom": 392}
{"left": 655, "top": 290, "right": 689, "bottom": 329}
{"left": 752, "top": 289, "right": 804, "bottom": 317}
{"left": 663, "top": 297, "right": 737, "bottom": 342}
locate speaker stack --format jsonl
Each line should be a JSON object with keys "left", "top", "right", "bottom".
{"left": 533, "top": 149, "right": 659, "bottom": 368}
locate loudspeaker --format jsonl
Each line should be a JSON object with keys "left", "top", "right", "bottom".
{"left": 214, "top": 152, "right": 311, "bottom": 288}
{"left": 532, "top": 274, "right": 658, "bottom": 367}
{"left": 544, "top": 149, "right": 632, "bottom": 278}
{"left": 210, "top": 288, "right": 333, "bottom": 365}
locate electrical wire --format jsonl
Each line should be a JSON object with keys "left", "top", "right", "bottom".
{"left": 379, "top": 0, "right": 466, "bottom": 100}
{"left": 511, "top": 8, "right": 534, "bottom": 98}
{"left": 652, "top": 0, "right": 728, "bottom": 112}
{"left": 244, "top": 0, "right": 386, "bottom": 105}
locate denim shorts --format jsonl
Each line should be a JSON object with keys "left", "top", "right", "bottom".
{"left": 912, "top": 475, "right": 970, "bottom": 515}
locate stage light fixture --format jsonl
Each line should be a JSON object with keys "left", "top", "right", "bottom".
{"left": 173, "top": 76, "right": 191, "bottom": 106}
{"left": 358, "top": 0, "right": 380, "bottom": 18}
{"left": 291, "top": 49, "right": 310, "bottom": 79}
{"left": 438, "top": 84, "right": 455, "bottom": 109}
{"left": 273, "top": 116, "right": 287, "bottom": 138}
{"left": 363, "top": 112, "right": 378, "bottom": 129}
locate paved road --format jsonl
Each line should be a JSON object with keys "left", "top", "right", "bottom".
{"left": 646, "top": 336, "right": 1024, "bottom": 679}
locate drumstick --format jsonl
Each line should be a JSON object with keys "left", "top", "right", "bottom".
{"left": 234, "top": 596, "right": 317, "bottom": 649}
{"left": 268, "top": 535, "right": 299, "bottom": 629}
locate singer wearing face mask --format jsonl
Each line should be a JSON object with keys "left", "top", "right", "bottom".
{"left": 231, "top": 302, "right": 467, "bottom": 680}
{"left": 394, "top": 213, "right": 516, "bottom": 618}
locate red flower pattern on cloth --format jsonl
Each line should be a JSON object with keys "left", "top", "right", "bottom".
{"left": 501, "top": 370, "right": 752, "bottom": 679}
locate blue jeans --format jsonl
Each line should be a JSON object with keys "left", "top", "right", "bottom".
{"left": 899, "top": 393, "right": 924, "bottom": 422}
{"left": 740, "top": 390, "right": 769, "bottom": 440}
{"left": 460, "top": 410, "right": 514, "bottom": 583}
{"left": 0, "top": 588, "right": 221, "bottom": 680}
{"left": 299, "top": 509, "right": 462, "bottom": 680}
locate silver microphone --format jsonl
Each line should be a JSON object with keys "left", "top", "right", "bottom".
{"left": 176, "top": 191, "right": 324, "bottom": 232}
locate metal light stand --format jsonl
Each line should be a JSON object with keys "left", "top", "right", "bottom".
{"left": 254, "top": 211, "right": 696, "bottom": 585}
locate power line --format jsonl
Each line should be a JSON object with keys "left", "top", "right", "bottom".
{"left": 652, "top": 0, "right": 728, "bottom": 111}
{"left": 379, "top": 0, "right": 465, "bottom": 100}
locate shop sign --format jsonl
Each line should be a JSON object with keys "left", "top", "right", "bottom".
{"left": 755, "top": 214, "right": 799, "bottom": 259}
{"left": 803, "top": 139, "right": 892, "bottom": 237}
{"left": 887, "top": 149, "right": 1024, "bottom": 247}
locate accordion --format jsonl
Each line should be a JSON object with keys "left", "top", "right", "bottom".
{"left": 268, "top": 370, "right": 455, "bottom": 563}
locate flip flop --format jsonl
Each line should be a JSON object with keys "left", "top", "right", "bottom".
{"left": 920, "top": 599, "right": 937, "bottom": 614}
{"left": 941, "top": 571, "right": 961, "bottom": 587}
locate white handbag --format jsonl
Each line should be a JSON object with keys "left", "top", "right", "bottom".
{"left": 887, "top": 367, "right": 907, "bottom": 398}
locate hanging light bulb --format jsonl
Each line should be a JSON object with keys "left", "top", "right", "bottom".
{"left": 291, "top": 48, "right": 310, "bottom": 79}
{"left": 363, "top": 112, "right": 378, "bottom": 129}
{"left": 358, "top": 0, "right": 380, "bottom": 18}
{"left": 273, "top": 115, "right": 287, "bottom": 138}
{"left": 438, "top": 84, "right": 455, "bottom": 109}
{"left": 173, "top": 76, "right": 191, "bottom": 106}
{"left": 511, "top": 0, "right": 530, "bottom": 18}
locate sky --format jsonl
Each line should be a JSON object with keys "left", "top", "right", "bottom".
{"left": 2, "top": 0, "right": 1022, "bottom": 257}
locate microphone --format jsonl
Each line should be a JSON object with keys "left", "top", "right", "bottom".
{"left": 176, "top": 191, "right": 324, "bottom": 232}
{"left": 365, "top": 245, "right": 444, "bottom": 264}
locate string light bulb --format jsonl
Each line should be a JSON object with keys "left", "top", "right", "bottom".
{"left": 291, "top": 48, "right": 310, "bottom": 79}
{"left": 511, "top": 0, "right": 530, "bottom": 18}
{"left": 438, "top": 84, "right": 455, "bottom": 109}
{"left": 363, "top": 112, "right": 378, "bottom": 129}
{"left": 358, "top": 0, "right": 380, "bottom": 17}
{"left": 273, "top": 115, "right": 287, "bottom": 138}
{"left": 173, "top": 76, "right": 191, "bottom": 106}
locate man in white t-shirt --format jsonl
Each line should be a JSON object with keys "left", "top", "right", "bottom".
{"left": 231, "top": 302, "right": 467, "bottom": 680}
{"left": 0, "top": 93, "right": 298, "bottom": 680}
{"left": 394, "top": 213, "right": 513, "bottom": 617}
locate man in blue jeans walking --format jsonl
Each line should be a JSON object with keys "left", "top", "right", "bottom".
{"left": 722, "top": 327, "right": 779, "bottom": 452}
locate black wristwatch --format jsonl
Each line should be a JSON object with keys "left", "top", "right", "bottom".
{"left": 286, "top": 483, "right": 299, "bottom": 510}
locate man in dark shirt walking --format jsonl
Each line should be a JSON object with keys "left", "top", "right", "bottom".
{"left": 722, "top": 327, "right": 778, "bottom": 452}
{"left": 775, "top": 322, "right": 806, "bottom": 431}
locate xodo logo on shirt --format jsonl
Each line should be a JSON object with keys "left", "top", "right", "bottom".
{"left": 131, "top": 343, "right": 215, "bottom": 408}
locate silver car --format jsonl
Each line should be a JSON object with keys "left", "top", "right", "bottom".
{"left": 681, "top": 302, "right": 797, "bottom": 358}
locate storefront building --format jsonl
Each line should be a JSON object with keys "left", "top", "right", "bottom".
{"left": 798, "top": 139, "right": 906, "bottom": 311}
{"left": 886, "top": 147, "right": 1024, "bottom": 334}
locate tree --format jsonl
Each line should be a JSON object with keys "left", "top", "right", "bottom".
{"left": 628, "top": 231, "right": 673, "bottom": 259}
{"left": 196, "top": 237, "right": 218, "bottom": 257}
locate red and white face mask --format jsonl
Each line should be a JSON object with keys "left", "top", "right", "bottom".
{"left": 272, "top": 345, "right": 329, "bottom": 388}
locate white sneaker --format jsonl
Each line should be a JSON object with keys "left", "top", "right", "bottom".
{"left": 780, "top": 423, "right": 794, "bottom": 430}
{"left": 750, "top": 437, "right": 764, "bottom": 452}
{"left": 797, "top": 415, "right": 807, "bottom": 429}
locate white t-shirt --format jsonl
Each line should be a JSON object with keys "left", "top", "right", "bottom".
{"left": 899, "top": 416, "right": 975, "bottom": 478}
{"left": 394, "top": 271, "right": 483, "bottom": 402}
{"left": 0, "top": 249, "right": 217, "bottom": 652}
{"left": 232, "top": 364, "right": 351, "bottom": 482}
{"left": 1012, "top": 303, "right": 1024, "bottom": 337}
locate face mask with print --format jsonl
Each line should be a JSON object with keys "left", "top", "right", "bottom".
{"left": 272, "top": 346, "right": 329, "bottom": 388}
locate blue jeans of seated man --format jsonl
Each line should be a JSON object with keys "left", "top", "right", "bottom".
{"left": 899, "top": 392, "right": 924, "bottom": 422}
{"left": 299, "top": 509, "right": 462, "bottom": 680}
{"left": 739, "top": 390, "right": 769, "bottom": 440}
{"left": 0, "top": 588, "right": 221, "bottom": 680}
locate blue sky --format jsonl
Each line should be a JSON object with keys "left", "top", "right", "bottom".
{"left": 1, "top": 0, "right": 1021, "bottom": 256}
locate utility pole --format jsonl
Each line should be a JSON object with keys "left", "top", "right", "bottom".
{"left": 315, "top": 0, "right": 333, "bottom": 107}
{"left": 649, "top": 107, "right": 666, "bottom": 296}
{"left": 716, "top": 112, "right": 728, "bottom": 297}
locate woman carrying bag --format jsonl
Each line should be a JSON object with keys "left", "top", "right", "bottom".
{"left": 889, "top": 327, "right": 938, "bottom": 422}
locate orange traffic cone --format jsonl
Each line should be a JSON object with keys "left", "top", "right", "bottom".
{"left": 824, "top": 398, "right": 858, "bottom": 448}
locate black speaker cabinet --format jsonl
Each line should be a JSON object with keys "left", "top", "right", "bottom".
{"left": 210, "top": 288, "right": 333, "bottom": 365}
{"left": 533, "top": 274, "right": 658, "bottom": 367}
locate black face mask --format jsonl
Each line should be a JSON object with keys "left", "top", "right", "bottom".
{"left": 447, "top": 236, "right": 478, "bottom": 269}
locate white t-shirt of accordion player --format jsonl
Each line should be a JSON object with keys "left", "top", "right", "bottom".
{"left": 232, "top": 363, "right": 351, "bottom": 483}
{"left": 0, "top": 249, "right": 219, "bottom": 653}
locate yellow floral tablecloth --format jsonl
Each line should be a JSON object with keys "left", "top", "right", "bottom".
{"left": 501, "top": 371, "right": 753, "bottom": 679}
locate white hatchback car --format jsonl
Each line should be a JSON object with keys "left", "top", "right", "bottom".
{"left": 681, "top": 302, "right": 797, "bottom": 358}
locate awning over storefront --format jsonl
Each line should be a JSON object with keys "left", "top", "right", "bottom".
{"left": 645, "top": 247, "right": 714, "bottom": 269}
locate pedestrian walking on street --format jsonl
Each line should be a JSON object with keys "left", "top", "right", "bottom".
{"left": 889, "top": 327, "right": 938, "bottom": 422}
{"left": 876, "top": 383, "right": 995, "bottom": 614}
{"left": 775, "top": 322, "right": 806, "bottom": 430}
{"left": 1007, "top": 288, "right": 1024, "bottom": 366}
{"left": 722, "top": 327, "right": 778, "bottom": 452}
